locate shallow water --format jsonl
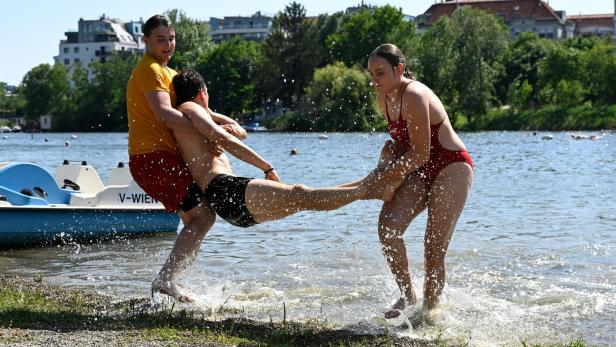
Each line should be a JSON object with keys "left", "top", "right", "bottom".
{"left": 1, "top": 131, "right": 614, "bottom": 346}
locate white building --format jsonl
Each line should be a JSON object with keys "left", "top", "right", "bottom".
{"left": 54, "top": 15, "right": 145, "bottom": 79}
{"left": 209, "top": 12, "right": 272, "bottom": 43}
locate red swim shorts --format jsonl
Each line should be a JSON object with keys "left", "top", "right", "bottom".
{"left": 129, "top": 150, "right": 200, "bottom": 213}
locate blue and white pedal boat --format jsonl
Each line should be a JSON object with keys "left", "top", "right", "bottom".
{"left": 0, "top": 161, "right": 180, "bottom": 248}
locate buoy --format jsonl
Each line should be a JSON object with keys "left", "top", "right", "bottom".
{"left": 290, "top": 148, "right": 298, "bottom": 155}
{"left": 65, "top": 141, "right": 70, "bottom": 146}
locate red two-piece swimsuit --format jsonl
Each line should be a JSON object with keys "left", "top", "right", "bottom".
{"left": 385, "top": 84, "right": 474, "bottom": 189}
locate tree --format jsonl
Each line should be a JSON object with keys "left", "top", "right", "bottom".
{"left": 418, "top": 7, "right": 508, "bottom": 125}
{"left": 498, "top": 33, "right": 554, "bottom": 106}
{"left": 579, "top": 40, "right": 616, "bottom": 104}
{"left": 417, "top": 18, "right": 458, "bottom": 114}
{"left": 296, "top": 62, "right": 381, "bottom": 132}
{"left": 20, "top": 63, "right": 70, "bottom": 121}
{"left": 165, "top": 9, "right": 213, "bottom": 70}
{"left": 73, "top": 54, "right": 139, "bottom": 131}
{"left": 258, "top": 2, "right": 313, "bottom": 109}
{"left": 327, "top": 5, "right": 418, "bottom": 68}
{"left": 197, "top": 38, "right": 261, "bottom": 119}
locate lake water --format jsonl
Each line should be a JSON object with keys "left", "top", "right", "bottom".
{"left": 0, "top": 131, "right": 614, "bottom": 346}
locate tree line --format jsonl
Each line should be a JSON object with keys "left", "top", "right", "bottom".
{"left": 2, "top": 3, "right": 615, "bottom": 132}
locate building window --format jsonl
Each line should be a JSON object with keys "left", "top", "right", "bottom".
{"left": 63, "top": 47, "right": 69, "bottom": 53}
{"left": 64, "top": 59, "right": 70, "bottom": 65}
{"left": 75, "top": 58, "right": 80, "bottom": 63}
{"left": 74, "top": 47, "right": 79, "bottom": 53}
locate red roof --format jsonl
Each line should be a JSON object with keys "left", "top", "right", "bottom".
{"left": 420, "top": 0, "right": 565, "bottom": 26}
{"left": 568, "top": 14, "right": 614, "bottom": 34}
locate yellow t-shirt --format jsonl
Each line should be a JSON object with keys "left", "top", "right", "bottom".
{"left": 126, "top": 54, "right": 178, "bottom": 156}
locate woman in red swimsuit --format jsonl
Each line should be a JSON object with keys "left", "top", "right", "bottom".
{"left": 366, "top": 44, "right": 474, "bottom": 316}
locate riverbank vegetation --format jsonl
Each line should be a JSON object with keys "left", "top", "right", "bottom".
{"left": 2, "top": 3, "right": 615, "bottom": 132}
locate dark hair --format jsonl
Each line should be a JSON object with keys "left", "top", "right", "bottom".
{"left": 144, "top": 15, "right": 174, "bottom": 37}
{"left": 369, "top": 43, "right": 414, "bottom": 79}
{"left": 173, "top": 69, "right": 206, "bottom": 105}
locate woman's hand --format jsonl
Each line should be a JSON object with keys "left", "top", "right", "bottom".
{"left": 265, "top": 169, "right": 280, "bottom": 182}
{"left": 220, "top": 123, "right": 245, "bottom": 139}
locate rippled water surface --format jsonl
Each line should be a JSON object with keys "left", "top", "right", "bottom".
{"left": 1, "top": 131, "right": 614, "bottom": 346}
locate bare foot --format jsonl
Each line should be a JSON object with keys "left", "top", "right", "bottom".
{"left": 384, "top": 297, "right": 407, "bottom": 319}
{"left": 152, "top": 276, "right": 195, "bottom": 303}
{"left": 361, "top": 169, "right": 399, "bottom": 201}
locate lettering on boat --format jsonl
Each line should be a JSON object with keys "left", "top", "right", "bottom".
{"left": 118, "top": 193, "right": 159, "bottom": 204}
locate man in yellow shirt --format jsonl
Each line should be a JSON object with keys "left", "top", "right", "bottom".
{"left": 127, "top": 15, "right": 245, "bottom": 302}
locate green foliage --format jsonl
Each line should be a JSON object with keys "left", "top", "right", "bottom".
{"left": 165, "top": 9, "right": 213, "bottom": 70}
{"left": 197, "top": 38, "right": 261, "bottom": 119}
{"left": 294, "top": 62, "right": 382, "bottom": 131}
{"left": 418, "top": 7, "right": 508, "bottom": 126}
{"left": 13, "top": 5, "right": 616, "bottom": 132}
{"left": 498, "top": 33, "right": 555, "bottom": 105}
{"left": 327, "top": 5, "right": 418, "bottom": 68}
{"left": 0, "top": 82, "right": 25, "bottom": 116}
{"left": 20, "top": 63, "right": 70, "bottom": 121}
{"left": 507, "top": 79, "right": 533, "bottom": 111}
{"left": 475, "top": 104, "right": 616, "bottom": 130}
{"left": 258, "top": 2, "right": 315, "bottom": 109}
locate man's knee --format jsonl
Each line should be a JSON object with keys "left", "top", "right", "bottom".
{"left": 291, "top": 183, "right": 311, "bottom": 195}
{"left": 287, "top": 184, "right": 312, "bottom": 206}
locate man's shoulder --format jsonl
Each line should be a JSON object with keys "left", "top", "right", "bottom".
{"left": 178, "top": 102, "right": 209, "bottom": 116}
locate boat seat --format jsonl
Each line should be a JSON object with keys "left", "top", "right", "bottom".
{"left": 0, "top": 163, "right": 73, "bottom": 206}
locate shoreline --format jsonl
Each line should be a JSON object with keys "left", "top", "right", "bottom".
{"left": 0, "top": 275, "right": 436, "bottom": 346}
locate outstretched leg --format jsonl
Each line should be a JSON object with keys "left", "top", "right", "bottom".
{"left": 245, "top": 177, "right": 373, "bottom": 223}
{"left": 423, "top": 162, "right": 472, "bottom": 310}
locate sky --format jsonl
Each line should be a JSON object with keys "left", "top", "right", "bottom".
{"left": 1, "top": 0, "right": 613, "bottom": 86}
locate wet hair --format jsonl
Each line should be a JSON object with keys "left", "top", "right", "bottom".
{"left": 369, "top": 43, "right": 414, "bottom": 79}
{"left": 173, "top": 69, "right": 206, "bottom": 106}
{"left": 144, "top": 15, "right": 174, "bottom": 37}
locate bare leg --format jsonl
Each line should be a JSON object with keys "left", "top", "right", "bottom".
{"left": 378, "top": 175, "right": 428, "bottom": 318}
{"left": 152, "top": 129, "right": 217, "bottom": 302}
{"left": 245, "top": 179, "right": 370, "bottom": 223}
{"left": 423, "top": 162, "right": 473, "bottom": 310}
{"left": 153, "top": 201, "right": 215, "bottom": 302}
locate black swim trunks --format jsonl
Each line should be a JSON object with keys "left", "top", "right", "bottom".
{"left": 204, "top": 174, "right": 258, "bottom": 228}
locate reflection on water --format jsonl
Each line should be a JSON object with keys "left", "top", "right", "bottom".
{"left": 1, "top": 131, "right": 615, "bottom": 346}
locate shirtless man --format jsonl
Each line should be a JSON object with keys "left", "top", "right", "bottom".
{"left": 171, "top": 69, "right": 388, "bottom": 228}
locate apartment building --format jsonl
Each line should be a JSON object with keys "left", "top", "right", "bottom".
{"left": 209, "top": 12, "right": 272, "bottom": 43}
{"left": 54, "top": 15, "right": 145, "bottom": 78}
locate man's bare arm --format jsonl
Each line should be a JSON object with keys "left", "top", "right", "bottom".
{"left": 209, "top": 109, "right": 247, "bottom": 140}
{"left": 180, "top": 102, "right": 272, "bottom": 172}
{"left": 145, "top": 91, "right": 195, "bottom": 132}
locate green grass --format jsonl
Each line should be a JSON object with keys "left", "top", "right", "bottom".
{"left": 0, "top": 276, "right": 414, "bottom": 346}
{"left": 0, "top": 276, "right": 592, "bottom": 347}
